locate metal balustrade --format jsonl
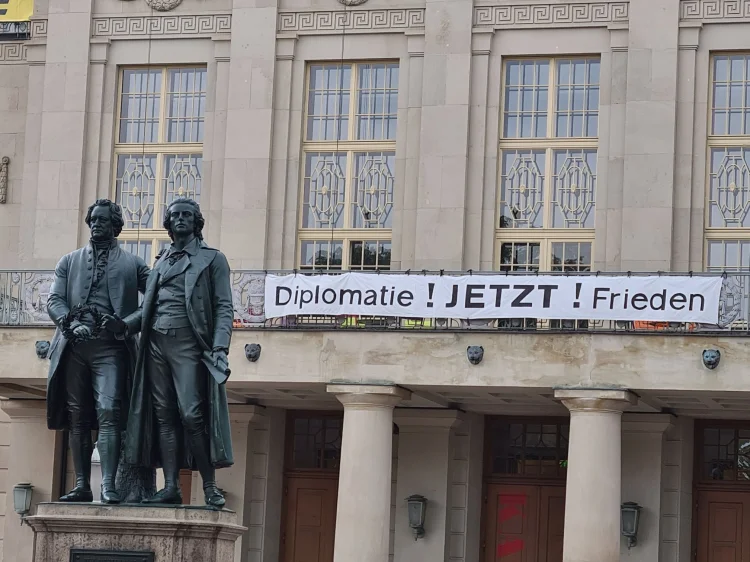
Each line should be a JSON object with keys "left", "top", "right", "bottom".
{"left": 1, "top": 269, "right": 748, "bottom": 334}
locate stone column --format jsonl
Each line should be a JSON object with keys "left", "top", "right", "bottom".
{"left": 327, "top": 385, "right": 411, "bottom": 562}
{"left": 621, "top": 414, "right": 674, "bottom": 562}
{"left": 220, "top": 405, "right": 266, "bottom": 562}
{"left": 555, "top": 389, "right": 637, "bottom": 562}
{"left": 392, "top": 409, "right": 463, "bottom": 562}
{"left": 0, "top": 400, "right": 63, "bottom": 562}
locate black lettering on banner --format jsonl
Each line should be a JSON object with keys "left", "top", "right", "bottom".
{"left": 670, "top": 293, "right": 686, "bottom": 310}
{"left": 340, "top": 289, "right": 363, "bottom": 306}
{"left": 322, "top": 289, "right": 337, "bottom": 305}
{"left": 364, "top": 290, "right": 378, "bottom": 305}
{"left": 593, "top": 287, "right": 609, "bottom": 308}
{"left": 276, "top": 286, "right": 292, "bottom": 306}
{"left": 689, "top": 293, "right": 705, "bottom": 311}
{"left": 0, "top": 0, "right": 7, "bottom": 16}
{"left": 465, "top": 285, "right": 484, "bottom": 308}
{"left": 397, "top": 291, "right": 414, "bottom": 307}
{"left": 650, "top": 290, "right": 666, "bottom": 311}
{"left": 489, "top": 285, "right": 510, "bottom": 307}
{"left": 631, "top": 293, "right": 648, "bottom": 310}
{"left": 446, "top": 285, "right": 459, "bottom": 308}
{"left": 537, "top": 285, "right": 558, "bottom": 308}
{"left": 511, "top": 285, "right": 534, "bottom": 308}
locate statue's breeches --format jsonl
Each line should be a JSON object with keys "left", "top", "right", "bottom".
{"left": 64, "top": 339, "right": 129, "bottom": 431}
{"left": 147, "top": 327, "right": 208, "bottom": 437}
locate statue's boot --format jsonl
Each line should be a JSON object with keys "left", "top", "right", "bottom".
{"left": 188, "top": 426, "right": 224, "bottom": 508}
{"left": 142, "top": 425, "right": 182, "bottom": 505}
{"left": 203, "top": 483, "right": 225, "bottom": 508}
{"left": 60, "top": 429, "right": 93, "bottom": 502}
{"left": 142, "top": 487, "right": 182, "bottom": 505}
{"left": 97, "top": 429, "right": 122, "bottom": 504}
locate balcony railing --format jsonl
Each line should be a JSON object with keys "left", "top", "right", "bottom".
{"left": 1, "top": 270, "right": 748, "bottom": 334}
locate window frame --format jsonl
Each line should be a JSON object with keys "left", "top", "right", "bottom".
{"left": 113, "top": 65, "right": 207, "bottom": 264}
{"left": 495, "top": 56, "right": 599, "bottom": 271}
{"left": 703, "top": 53, "right": 750, "bottom": 272}
{"left": 297, "top": 60, "right": 399, "bottom": 271}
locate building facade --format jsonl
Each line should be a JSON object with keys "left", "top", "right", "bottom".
{"left": 2, "top": 0, "right": 750, "bottom": 561}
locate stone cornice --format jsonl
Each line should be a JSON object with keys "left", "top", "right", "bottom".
{"left": 92, "top": 13, "right": 231, "bottom": 38}
{"left": 277, "top": 8, "right": 425, "bottom": 34}
{"left": 473, "top": 2, "right": 629, "bottom": 28}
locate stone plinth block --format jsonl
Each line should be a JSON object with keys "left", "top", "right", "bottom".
{"left": 26, "top": 503, "right": 246, "bottom": 562}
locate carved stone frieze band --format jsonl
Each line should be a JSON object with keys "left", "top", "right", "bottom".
{"left": 681, "top": 0, "right": 750, "bottom": 21}
{"left": 92, "top": 14, "right": 231, "bottom": 37}
{"left": 0, "top": 157, "right": 8, "bottom": 204}
{"left": 0, "top": 43, "right": 25, "bottom": 63}
{"left": 277, "top": 9, "right": 425, "bottom": 33}
{"left": 473, "top": 2, "right": 629, "bottom": 27}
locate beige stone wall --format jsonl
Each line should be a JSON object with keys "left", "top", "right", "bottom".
{"left": 1, "top": 0, "right": 750, "bottom": 270}
{"left": 0, "top": 409, "right": 9, "bottom": 562}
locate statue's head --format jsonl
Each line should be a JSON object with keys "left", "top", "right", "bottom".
{"left": 35, "top": 340, "right": 50, "bottom": 359}
{"left": 163, "top": 197, "right": 204, "bottom": 241}
{"left": 245, "top": 343, "right": 262, "bottom": 362}
{"left": 467, "top": 345, "right": 484, "bottom": 365}
{"left": 85, "top": 199, "right": 124, "bottom": 242}
{"left": 703, "top": 349, "right": 721, "bottom": 370}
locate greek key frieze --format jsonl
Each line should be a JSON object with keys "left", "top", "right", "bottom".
{"left": 277, "top": 9, "right": 425, "bottom": 33}
{"left": 473, "top": 2, "right": 629, "bottom": 28}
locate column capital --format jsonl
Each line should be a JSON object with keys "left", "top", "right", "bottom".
{"left": 228, "top": 404, "right": 266, "bottom": 425}
{"left": 0, "top": 399, "right": 47, "bottom": 420}
{"left": 327, "top": 384, "right": 411, "bottom": 408}
{"left": 394, "top": 408, "right": 464, "bottom": 431}
{"left": 554, "top": 389, "right": 637, "bottom": 413}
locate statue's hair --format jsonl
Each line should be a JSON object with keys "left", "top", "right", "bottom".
{"left": 163, "top": 197, "right": 205, "bottom": 240}
{"left": 85, "top": 199, "right": 124, "bottom": 237}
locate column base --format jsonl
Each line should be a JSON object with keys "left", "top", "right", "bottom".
{"left": 26, "top": 503, "right": 246, "bottom": 562}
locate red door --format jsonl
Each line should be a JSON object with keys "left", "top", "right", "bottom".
{"left": 485, "top": 484, "right": 565, "bottom": 562}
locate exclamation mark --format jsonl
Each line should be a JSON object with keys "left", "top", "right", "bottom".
{"left": 427, "top": 283, "right": 435, "bottom": 308}
{"left": 573, "top": 282, "right": 582, "bottom": 308}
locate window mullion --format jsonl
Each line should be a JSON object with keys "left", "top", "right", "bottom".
{"left": 548, "top": 58, "right": 556, "bottom": 139}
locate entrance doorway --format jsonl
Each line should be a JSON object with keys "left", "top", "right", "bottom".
{"left": 281, "top": 412, "right": 342, "bottom": 562}
{"left": 695, "top": 422, "right": 750, "bottom": 562}
{"left": 483, "top": 418, "right": 568, "bottom": 562}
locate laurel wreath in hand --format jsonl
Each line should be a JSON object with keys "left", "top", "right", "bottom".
{"left": 61, "top": 304, "right": 103, "bottom": 345}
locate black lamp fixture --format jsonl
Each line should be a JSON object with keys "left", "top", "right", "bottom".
{"left": 13, "top": 482, "right": 33, "bottom": 525}
{"left": 620, "top": 501, "right": 642, "bottom": 549}
{"left": 406, "top": 494, "right": 427, "bottom": 540}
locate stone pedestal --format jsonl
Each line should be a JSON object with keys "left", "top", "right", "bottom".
{"left": 26, "top": 503, "right": 246, "bottom": 562}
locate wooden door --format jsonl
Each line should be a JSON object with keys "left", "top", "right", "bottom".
{"left": 485, "top": 484, "right": 565, "bottom": 562}
{"left": 282, "top": 476, "right": 338, "bottom": 562}
{"left": 697, "top": 490, "right": 750, "bottom": 562}
{"left": 537, "top": 486, "right": 565, "bottom": 562}
{"left": 485, "top": 484, "right": 540, "bottom": 562}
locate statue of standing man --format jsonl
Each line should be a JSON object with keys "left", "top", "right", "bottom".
{"left": 46, "top": 199, "right": 150, "bottom": 504}
{"left": 125, "top": 197, "right": 234, "bottom": 507}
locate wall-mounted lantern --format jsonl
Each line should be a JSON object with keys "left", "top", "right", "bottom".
{"left": 620, "top": 501, "right": 642, "bottom": 549}
{"left": 13, "top": 482, "right": 33, "bottom": 525}
{"left": 406, "top": 494, "right": 427, "bottom": 540}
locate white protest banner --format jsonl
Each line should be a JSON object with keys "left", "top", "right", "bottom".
{"left": 264, "top": 273, "right": 723, "bottom": 323}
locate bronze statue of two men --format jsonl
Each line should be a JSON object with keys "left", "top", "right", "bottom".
{"left": 46, "top": 197, "right": 234, "bottom": 507}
